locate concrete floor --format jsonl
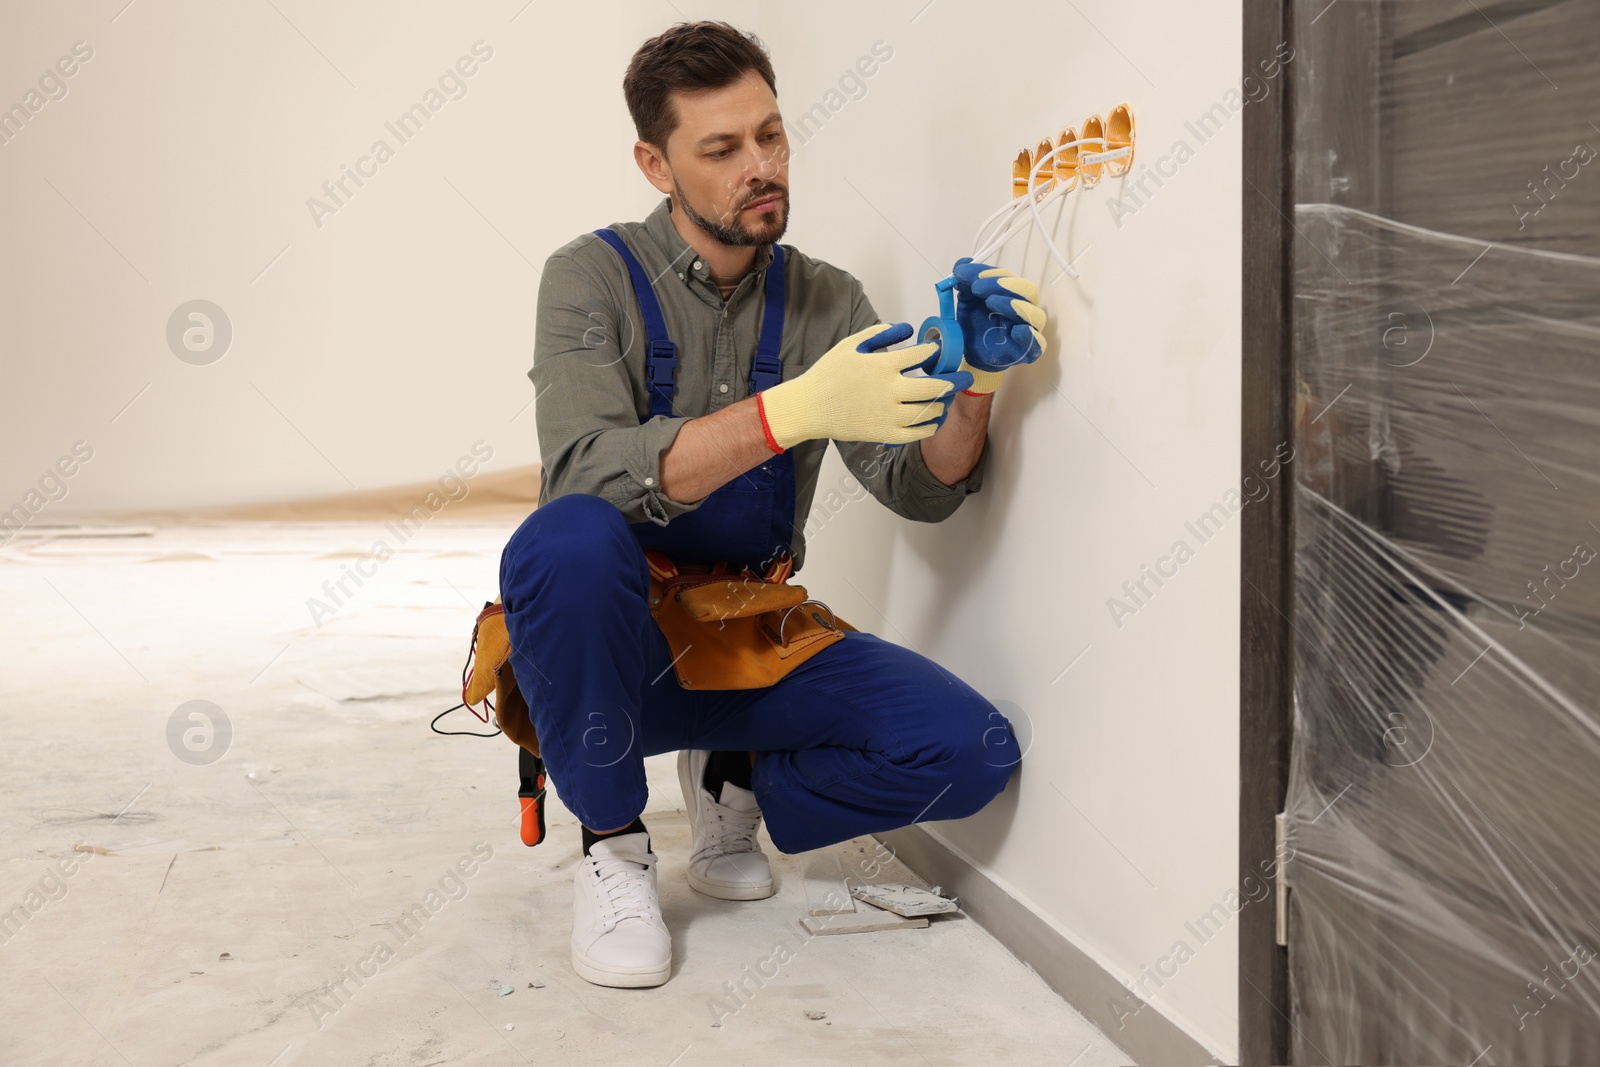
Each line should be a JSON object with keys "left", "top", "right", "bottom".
{"left": 1, "top": 519, "right": 1129, "bottom": 1066}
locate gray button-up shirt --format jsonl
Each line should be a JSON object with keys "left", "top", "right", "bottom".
{"left": 529, "top": 195, "right": 989, "bottom": 573}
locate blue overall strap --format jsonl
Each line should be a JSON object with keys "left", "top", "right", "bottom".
{"left": 750, "top": 244, "right": 786, "bottom": 394}
{"left": 593, "top": 228, "right": 677, "bottom": 419}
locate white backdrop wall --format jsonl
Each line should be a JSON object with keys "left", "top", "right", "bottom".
{"left": 2, "top": 1, "right": 1243, "bottom": 1057}
{"left": 1, "top": 0, "right": 733, "bottom": 516}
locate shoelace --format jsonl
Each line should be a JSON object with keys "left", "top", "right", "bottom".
{"left": 692, "top": 791, "right": 763, "bottom": 867}
{"left": 588, "top": 850, "right": 662, "bottom": 927}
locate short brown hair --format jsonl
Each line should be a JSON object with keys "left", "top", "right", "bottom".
{"left": 623, "top": 21, "right": 777, "bottom": 151}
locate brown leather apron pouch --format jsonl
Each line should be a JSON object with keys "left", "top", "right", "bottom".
{"left": 464, "top": 602, "right": 540, "bottom": 756}
{"left": 648, "top": 571, "right": 856, "bottom": 690}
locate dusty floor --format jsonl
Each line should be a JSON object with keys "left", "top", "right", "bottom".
{"left": 1, "top": 519, "right": 1128, "bottom": 1066}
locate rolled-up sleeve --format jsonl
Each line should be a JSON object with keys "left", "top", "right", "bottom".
{"left": 829, "top": 278, "right": 989, "bottom": 522}
{"left": 529, "top": 249, "right": 704, "bottom": 526}
{"left": 834, "top": 434, "right": 990, "bottom": 522}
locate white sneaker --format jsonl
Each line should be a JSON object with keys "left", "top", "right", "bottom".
{"left": 677, "top": 749, "right": 775, "bottom": 900}
{"left": 570, "top": 831, "right": 671, "bottom": 987}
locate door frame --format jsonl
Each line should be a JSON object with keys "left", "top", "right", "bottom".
{"left": 1239, "top": 0, "right": 1294, "bottom": 1061}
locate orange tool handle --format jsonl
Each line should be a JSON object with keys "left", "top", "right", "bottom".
{"left": 518, "top": 747, "right": 547, "bottom": 848}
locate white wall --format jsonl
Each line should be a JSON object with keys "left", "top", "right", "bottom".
{"left": 0, "top": 0, "right": 747, "bottom": 516}
{"left": 3, "top": 0, "right": 1243, "bottom": 1057}
{"left": 760, "top": 3, "right": 1244, "bottom": 1059}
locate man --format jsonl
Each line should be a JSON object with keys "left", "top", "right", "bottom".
{"left": 498, "top": 20, "right": 1048, "bottom": 989}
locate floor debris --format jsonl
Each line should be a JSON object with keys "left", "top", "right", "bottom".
{"left": 800, "top": 911, "right": 929, "bottom": 935}
{"left": 850, "top": 882, "right": 960, "bottom": 917}
{"left": 801, "top": 853, "right": 855, "bottom": 916}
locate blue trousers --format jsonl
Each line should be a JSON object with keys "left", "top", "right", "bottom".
{"left": 497, "top": 493, "right": 1020, "bottom": 855}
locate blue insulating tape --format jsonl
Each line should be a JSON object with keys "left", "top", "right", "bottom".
{"left": 916, "top": 275, "right": 965, "bottom": 375}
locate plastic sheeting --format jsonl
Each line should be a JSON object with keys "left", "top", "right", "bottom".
{"left": 1282, "top": 5, "right": 1600, "bottom": 1059}
{"left": 1285, "top": 200, "right": 1600, "bottom": 1063}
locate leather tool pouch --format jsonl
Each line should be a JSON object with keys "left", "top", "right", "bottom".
{"left": 464, "top": 601, "right": 540, "bottom": 756}
{"left": 647, "top": 569, "right": 856, "bottom": 690}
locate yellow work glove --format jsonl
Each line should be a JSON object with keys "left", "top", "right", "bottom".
{"left": 960, "top": 359, "right": 1008, "bottom": 396}
{"left": 756, "top": 322, "right": 964, "bottom": 450}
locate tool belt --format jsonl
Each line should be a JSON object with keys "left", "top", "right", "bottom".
{"left": 462, "top": 550, "right": 854, "bottom": 756}
{"left": 641, "top": 549, "right": 856, "bottom": 690}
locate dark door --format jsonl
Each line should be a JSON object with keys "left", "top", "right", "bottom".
{"left": 1280, "top": 1, "right": 1600, "bottom": 1063}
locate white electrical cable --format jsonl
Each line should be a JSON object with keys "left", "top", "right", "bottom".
{"left": 971, "top": 195, "right": 1035, "bottom": 260}
{"left": 971, "top": 138, "right": 1131, "bottom": 276}
{"left": 973, "top": 185, "right": 1061, "bottom": 263}
{"left": 969, "top": 140, "right": 1085, "bottom": 261}
{"left": 982, "top": 138, "right": 1108, "bottom": 268}
{"left": 972, "top": 142, "right": 1081, "bottom": 261}
{"left": 1022, "top": 147, "right": 1076, "bottom": 274}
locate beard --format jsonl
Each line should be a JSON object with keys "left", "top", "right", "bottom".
{"left": 675, "top": 180, "right": 790, "bottom": 247}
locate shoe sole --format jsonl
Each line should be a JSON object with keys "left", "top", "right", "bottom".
{"left": 571, "top": 947, "right": 671, "bottom": 988}
{"left": 678, "top": 750, "right": 776, "bottom": 901}
{"left": 687, "top": 867, "right": 775, "bottom": 901}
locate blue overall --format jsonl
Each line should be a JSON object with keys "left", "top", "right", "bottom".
{"left": 593, "top": 227, "right": 796, "bottom": 572}
{"left": 497, "top": 230, "right": 1020, "bottom": 854}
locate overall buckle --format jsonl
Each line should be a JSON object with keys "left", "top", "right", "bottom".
{"left": 646, "top": 339, "right": 677, "bottom": 388}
